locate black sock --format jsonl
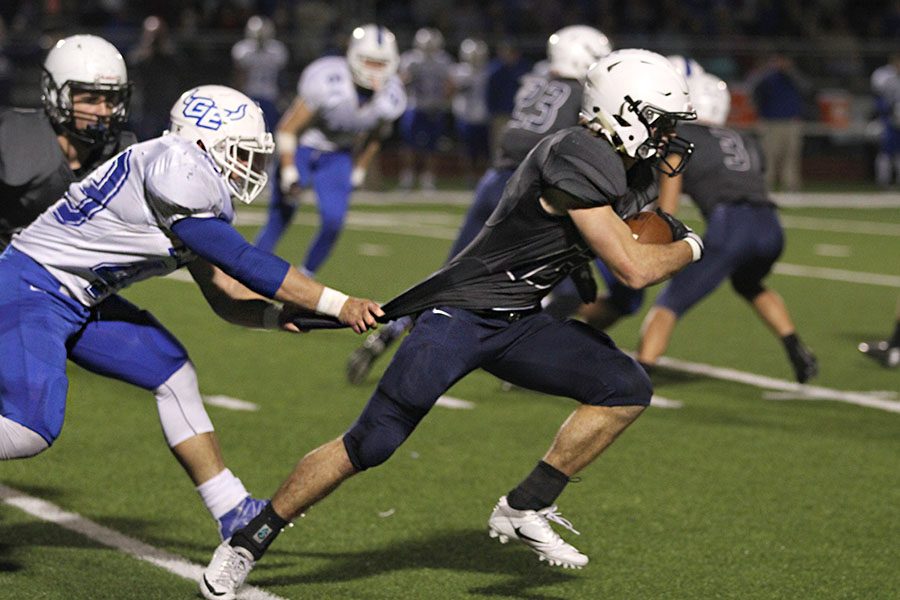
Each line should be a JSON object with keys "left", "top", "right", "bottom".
{"left": 230, "top": 502, "right": 290, "bottom": 561}
{"left": 890, "top": 321, "right": 900, "bottom": 348}
{"left": 507, "top": 460, "right": 570, "bottom": 511}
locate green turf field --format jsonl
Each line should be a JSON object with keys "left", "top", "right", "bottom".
{"left": 1, "top": 195, "right": 898, "bottom": 600}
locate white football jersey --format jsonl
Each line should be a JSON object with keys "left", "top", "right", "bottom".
{"left": 231, "top": 38, "right": 288, "bottom": 102}
{"left": 12, "top": 135, "right": 233, "bottom": 306}
{"left": 450, "top": 62, "right": 489, "bottom": 125}
{"left": 297, "top": 56, "right": 406, "bottom": 152}
{"left": 399, "top": 48, "right": 453, "bottom": 112}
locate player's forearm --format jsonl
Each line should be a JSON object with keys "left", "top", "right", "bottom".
{"left": 620, "top": 241, "right": 694, "bottom": 288}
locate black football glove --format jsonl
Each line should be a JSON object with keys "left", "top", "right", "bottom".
{"left": 654, "top": 208, "right": 704, "bottom": 262}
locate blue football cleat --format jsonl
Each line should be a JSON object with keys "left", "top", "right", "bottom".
{"left": 217, "top": 496, "right": 267, "bottom": 541}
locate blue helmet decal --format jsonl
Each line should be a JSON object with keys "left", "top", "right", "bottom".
{"left": 181, "top": 91, "right": 248, "bottom": 131}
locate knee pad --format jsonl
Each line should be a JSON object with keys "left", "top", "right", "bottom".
{"left": 732, "top": 278, "right": 765, "bottom": 301}
{"left": 0, "top": 416, "right": 50, "bottom": 459}
{"left": 343, "top": 387, "right": 422, "bottom": 471}
{"left": 154, "top": 361, "right": 214, "bottom": 447}
{"left": 587, "top": 356, "right": 653, "bottom": 407}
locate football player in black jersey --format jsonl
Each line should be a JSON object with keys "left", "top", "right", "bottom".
{"left": 202, "top": 49, "right": 704, "bottom": 598}
{"left": 636, "top": 71, "right": 819, "bottom": 383}
{"left": 347, "top": 25, "right": 622, "bottom": 385}
{"left": 0, "top": 35, "right": 265, "bottom": 541}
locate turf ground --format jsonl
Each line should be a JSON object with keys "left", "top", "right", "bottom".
{"left": 1, "top": 192, "right": 898, "bottom": 600}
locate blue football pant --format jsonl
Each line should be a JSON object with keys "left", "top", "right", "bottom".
{"left": 344, "top": 307, "right": 652, "bottom": 470}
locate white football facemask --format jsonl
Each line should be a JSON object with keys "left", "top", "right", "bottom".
{"left": 41, "top": 34, "right": 132, "bottom": 146}
{"left": 167, "top": 85, "right": 274, "bottom": 204}
{"left": 347, "top": 24, "right": 400, "bottom": 90}
{"left": 547, "top": 25, "right": 612, "bottom": 80}
{"left": 687, "top": 72, "right": 730, "bottom": 126}
{"left": 581, "top": 49, "right": 696, "bottom": 174}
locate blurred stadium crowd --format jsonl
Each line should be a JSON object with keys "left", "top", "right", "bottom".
{"left": 2, "top": 0, "right": 900, "bottom": 186}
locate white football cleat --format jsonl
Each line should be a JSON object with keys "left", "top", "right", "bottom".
{"left": 200, "top": 541, "right": 255, "bottom": 600}
{"left": 488, "top": 495, "right": 588, "bottom": 569}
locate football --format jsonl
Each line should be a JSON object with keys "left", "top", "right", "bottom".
{"left": 625, "top": 211, "right": 674, "bottom": 244}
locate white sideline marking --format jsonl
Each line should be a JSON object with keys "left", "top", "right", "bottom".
{"left": 650, "top": 395, "right": 684, "bottom": 409}
{"left": 204, "top": 395, "right": 260, "bottom": 411}
{"left": 773, "top": 263, "right": 900, "bottom": 288}
{"left": 655, "top": 355, "right": 900, "bottom": 414}
{"left": 814, "top": 244, "right": 851, "bottom": 257}
{"left": 435, "top": 395, "right": 476, "bottom": 409}
{"left": 0, "top": 484, "right": 286, "bottom": 600}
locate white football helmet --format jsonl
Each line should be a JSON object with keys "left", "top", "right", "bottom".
{"left": 687, "top": 72, "right": 730, "bottom": 126}
{"left": 666, "top": 55, "right": 706, "bottom": 78}
{"left": 547, "top": 25, "right": 612, "bottom": 80}
{"left": 347, "top": 24, "right": 400, "bottom": 91}
{"left": 459, "top": 38, "right": 488, "bottom": 67}
{"left": 41, "top": 34, "right": 132, "bottom": 146}
{"left": 581, "top": 49, "right": 696, "bottom": 172}
{"left": 167, "top": 85, "right": 274, "bottom": 204}
{"left": 245, "top": 15, "right": 275, "bottom": 42}
{"left": 414, "top": 27, "right": 445, "bottom": 54}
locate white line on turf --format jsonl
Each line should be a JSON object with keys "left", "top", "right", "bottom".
{"left": 204, "top": 395, "right": 260, "bottom": 411}
{"left": 772, "top": 263, "right": 900, "bottom": 288}
{"left": 0, "top": 484, "right": 286, "bottom": 600}
{"left": 650, "top": 395, "right": 684, "bottom": 409}
{"left": 435, "top": 395, "right": 476, "bottom": 409}
{"left": 655, "top": 355, "right": 900, "bottom": 413}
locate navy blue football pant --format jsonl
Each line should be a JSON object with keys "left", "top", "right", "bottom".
{"left": 343, "top": 307, "right": 652, "bottom": 470}
{"left": 656, "top": 203, "right": 783, "bottom": 316}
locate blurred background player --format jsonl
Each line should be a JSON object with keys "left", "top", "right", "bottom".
{"left": 858, "top": 296, "right": 900, "bottom": 368}
{"left": 449, "top": 38, "right": 490, "bottom": 186}
{"left": 231, "top": 15, "right": 288, "bottom": 133}
{"left": 346, "top": 25, "right": 615, "bottom": 384}
{"left": 128, "top": 15, "right": 185, "bottom": 140}
{"left": 636, "top": 71, "right": 819, "bottom": 383}
{"left": 0, "top": 39, "right": 265, "bottom": 540}
{"left": 870, "top": 54, "right": 900, "bottom": 188}
{"left": 397, "top": 27, "right": 454, "bottom": 192}
{"left": 254, "top": 24, "right": 406, "bottom": 277}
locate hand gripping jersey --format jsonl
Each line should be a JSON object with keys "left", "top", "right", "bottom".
{"left": 297, "top": 56, "right": 407, "bottom": 152}
{"left": 495, "top": 75, "right": 583, "bottom": 171}
{"left": 12, "top": 135, "right": 232, "bottom": 306}
{"left": 0, "top": 108, "right": 136, "bottom": 244}
{"left": 382, "top": 127, "right": 643, "bottom": 318}
{"left": 677, "top": 122, "right": 774, "bottom": 218}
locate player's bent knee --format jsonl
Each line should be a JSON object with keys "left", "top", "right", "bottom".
{"left": 586, "top": 358, "right": 653, "bottom": 407}
{"left": 343, "top": 389, "right": 421, "bottom": 471}
{"left": 0, "top": 416, "right": 50, "bottom": 460}
{"left": 154, "top": 361, "right": 214, "bottom": 447}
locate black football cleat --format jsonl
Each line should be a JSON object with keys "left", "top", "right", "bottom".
{"left": 346, "top": 329, "right": 390, "bottom": 385}
{"left": 788, "top": 342, "right": 819, "bottom": 383}
{"left": 858, "top": 340, "right": 900, "bottom": 368}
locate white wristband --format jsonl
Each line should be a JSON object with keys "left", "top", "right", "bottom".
{"left": 262, "top": 304, "right": 282, "bottom": 329}
{"left": 683, "top": 236, "right": 703, "bottom": 262}
{"left": 316, "top": 287, "right": 349, "bottom": 318}
{"left": 351, "top": 166, "right": 366, "bottom": 188}
{"left": 275, "top": 131, "right": 297, "bottom": 155}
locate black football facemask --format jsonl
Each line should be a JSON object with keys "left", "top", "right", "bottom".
{"left": 42, "top": 71, "right": 133, "bottom": 147}
{"left": 625, "top": 95, "right": 695, "bottom": 177}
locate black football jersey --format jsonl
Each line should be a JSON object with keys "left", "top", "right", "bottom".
{"left": 677, "top": 122, "right": 773, "bottom": 218}
{"left": 382, "top": 126, "right": 639, "bottom": 319}
{"left": 0, "top": 108, "right": 136, "bottom": 244}
{"left": 495, "top": 75, "right": 583, "bottom": 171}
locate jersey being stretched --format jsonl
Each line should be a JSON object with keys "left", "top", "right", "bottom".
{"left": 678, "top": 122, "right": 773, "bottom": 218}
{"left": 382, "top": 127, "right": 638, "bottom": 318}
{"left": 0, "top": 108, "right": 136, "bottom": 244}
{"left": 12, "top": 135, "right": 232, "bottom": 306}
{"left": 297, "top": 56, "right": 407, "bottom": 152}
{"left": 495, "top": 75, "right": 582, "bottom": 171}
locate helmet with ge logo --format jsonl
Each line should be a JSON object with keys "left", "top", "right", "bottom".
{"left": 687, "top": 71, "right": 730, "bottom": 126}
{"left": 41, "top": 34, "right": 132, "bottom": 146}
{"left": 581, "top": 49, "right": 695, "bottom": 173}
{"left": 547, "top": 25, "right": 612, "bottom": 80}
{"left": 167, "top": 85, "right": 274, "bottom": 204}
{"left": 347, "top": 24, "right": 399, "bottom": 90}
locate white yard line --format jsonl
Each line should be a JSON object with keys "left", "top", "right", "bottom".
{"left": 772, "top": 263, "right": 900, "bottom": 288}
{"left": 0, "top": 484, "right": 286, "bottom": 600}
{"left": 655, "top": 355, "right": 900, "bottom": 413}
{"left": 204, "top": 395, "right": 260, "bottom": 411}
{"left": 435, "top": 395, "right": 476, "bottom": 409}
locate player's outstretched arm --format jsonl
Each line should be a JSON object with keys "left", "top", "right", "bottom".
{"left": 568, "top": 204, "right": 699, "bottom": 288}
{"left": 275, "top": 268, "right": 383, "bottom": 333}
{"left": 274, "top": 97, "right": 315, "bottom": 193}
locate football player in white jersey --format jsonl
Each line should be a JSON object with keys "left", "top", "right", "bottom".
{"left": 1, "top": 38, "right": 289, "bottom": 542}
{"left": 255, "top": 24, "right": 406, "bottom": 276}
{"left": 0, "top": 85, "right": 382, "bottom": 539}
{"left": 231, "top": 15, "right": 288, "bottom": 132}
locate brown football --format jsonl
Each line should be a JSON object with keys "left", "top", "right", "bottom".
{"left": 625, "top": 211, "right": 674, "bottom": 244}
